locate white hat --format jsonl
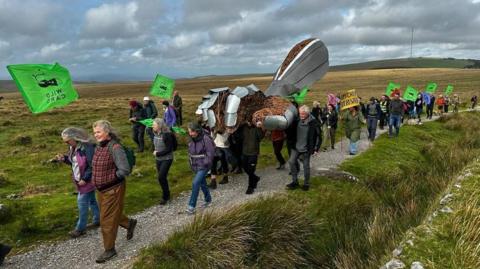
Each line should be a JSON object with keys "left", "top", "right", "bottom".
{"left": 143, "top": 96, "right": 150, "bottom": 101}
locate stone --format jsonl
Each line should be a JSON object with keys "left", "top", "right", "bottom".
{"left": 392, "top": 247, "right": 403, "bottom": 257}
{"left": 440, "top": 193, "right": 454, "bottom": 205}
{"left": 406, "top": 240, "right": 414, "bottom": 247}
{"left": 454, "top": 184, "right": 462, "bottom": 189}
{"left": 411, "top": 261, "right": 424, "bottom": 269}
{"left": 381, "top": 258, "right": 406, "bottom": 269}
{"left": 440, "top": 206, "right": 453, "bottom": 214}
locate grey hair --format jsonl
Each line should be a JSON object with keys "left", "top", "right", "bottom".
{"left": 153, "top": 118, "right": 171, "bottom": 133}
{"left": 92, "top": 120, "right": 120, "bottom": 141}
{"left": 299, "top": 105, "right": 311, "bottom": 114}
{"left": 61, "top": 127, "right": 92, "bottom": 143}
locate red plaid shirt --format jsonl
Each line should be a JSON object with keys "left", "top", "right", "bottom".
{"left": 92, "top": 142, "right": 122, "bottom": 192}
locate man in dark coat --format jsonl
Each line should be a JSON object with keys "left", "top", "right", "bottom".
{"left": 129, "top": 100, "right": 147, "bottom": 152}
{"left": 143, "top": 96, "right": 158, "bottom": 143}
{"left": 172, "top": 91, "right": 183, "bottom": 126}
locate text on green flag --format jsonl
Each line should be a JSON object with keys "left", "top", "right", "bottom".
{"left": 7, "top": 63, "right": 78, "bottom": 114}
{"left": 150, "top": 74, "right": 175, "bottom": 99}
{"left": 425, "top": 82, "right": 437, "bottom": 93}
{"left": 403, "top": 85, "right": 418, "bottom": 102}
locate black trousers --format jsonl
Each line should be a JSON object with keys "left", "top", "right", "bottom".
{"left": 156, "top": 159, "right": 173, "bottom": 201}
{"left": 132, "top": 124, "right": 145, "bottom": 152}
{"left": 379, "top": 113, "right": 388, "bottom": 129}
{"left": 176, "top": 108, "right": 183, "bottom": 126}
{"left": 242, "top": 155, "right": 259, "bottom": 189}
{"left": 212, "top": 148, "right": 229, "bottom": 175}
{"left": 272, "top": 140, "right": 286, "bottom": 165}
{"left": 426, "top": 106, "right": 434, "bottom": 119}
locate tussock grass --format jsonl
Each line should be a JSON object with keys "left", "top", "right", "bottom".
{"left": 134, "top": 196, "right": 315, "bottom": 269}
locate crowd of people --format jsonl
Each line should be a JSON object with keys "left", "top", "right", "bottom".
{"left": 1, "top": 90, "right": 477, "bottom": 265}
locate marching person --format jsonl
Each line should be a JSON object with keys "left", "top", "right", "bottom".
{"left": 415, "top": 93, "right": 424, "bottom": 124}
{"left": 426, "top": 93, "right": 436, "bottom": 119}
{"left": 452, "top": 94, "right": 460, "bottom": 113}
{"left": 241, "top": 121, "right": 265, "bottom": 195}
{"left": 379, "top": 95, "right": 390, "bottom": 130}
{"left": 209, "top": 130, "right": 232, "bottom": 189}
{"left": 471, "top": 95, "right": 477, "bottom": 110}
{"left": 162, "top": 100, "right": 177, "bottom": 128}
{"left": 286, "top": 105, "right": 320, "bottom": 191}
{"left": 436, "top": 94, "right": 445, "bottom": 115}
{"left": 152, "top": 118, "right": 176, "bottom": 205}
{"left": 186, "top": 122, "right": 215, "bottom": 214}
{"left": 172, "top": 91, "right": 183, "bottom": 126}
{"left": 56, "top": 127, "right": 100, "bottom": 238}
{"left": 388, "top": 93, "right": 404, "bottom": 137}
{"left": 365, "top": 97, "right": 382, "bottom": 141}
{"left": 321, "top": 104, "right": 338, "bottom": 150}
{"left": 342, "top": 106, "right": 365, "bottom": 155}
{"left": 129, "top": 100, "right": 146, "bottom": 153}
{"left": 143, "top": 96, "right": 158, "bottom": 143}
{"left": 92, "top": 120, "right": 137, "bottom": 263}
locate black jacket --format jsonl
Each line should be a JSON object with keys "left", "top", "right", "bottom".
{"left": 129, "top": 103, "right": 146, "bottom": 126}
{"left": 144, "top": 101, "right": 158, "bottom": 119}
{"left": 290, "top": 116, "right": 321, "bottom": 155}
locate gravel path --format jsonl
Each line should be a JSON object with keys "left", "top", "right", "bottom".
{"left": 3, "top": 116, "right": 438, "bottom": 268}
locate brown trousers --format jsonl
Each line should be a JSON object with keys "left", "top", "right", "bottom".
{"left": 97, "top": 182, "right": 130, "bottom": 250}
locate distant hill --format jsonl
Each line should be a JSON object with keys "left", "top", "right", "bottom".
{"left": 330, "top": 57, "right": 478, "bottom": 71}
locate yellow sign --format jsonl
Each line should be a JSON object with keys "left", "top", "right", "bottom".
{"left": 340, "top": 89, "right": 360, "bottom": 110}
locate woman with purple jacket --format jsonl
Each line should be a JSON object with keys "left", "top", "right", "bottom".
{"left": 56, "top": 127, "right": 100, "bottom": 238}
{"left": 162, "top": 100, "right": 177, "bottom": 128}
{"left": 186, "top": 122, "right": 216, "bottom": 214}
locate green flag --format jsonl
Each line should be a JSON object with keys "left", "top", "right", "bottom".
{"left": 403, "top": 85, "right": 418, "bottom": 102}
{"left": 445, "top": 85, "right": 454, "bottom": 96}
{"left": 139, "top": 118, "right": 154, "bottom": 128}
{"left": 288, "top": 87, "right": 309, "bottom": 104}
{"left": 425, "top": 82, "right": 437, "bottom": 93}
{"left": 6, "top": 63, "right": 78, "bottom": 114}
{"left": 386, "top": 82, "right": 401, "bottom": 97}
{"left": 150, "top": 74, "right": 175, "bottom": 99}
{"left": 172, "top": 126, "right": 187, "bottom": 135}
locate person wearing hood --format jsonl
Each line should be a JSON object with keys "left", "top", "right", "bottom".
{"left": 342, "top": 106, "right": 365, "bottom": 155}
{"left": 129, "top": 100, "right": 147, "bottom": 152}
{"left": 186, "top": 122, "right": 215, "bottom": 214}
{"left": 286, "top": 105, "right": 320, "bottom": 191}
{"left": 143, "top": 96, "right": 158, "bottom": 143}
{"left": 162, "top": 100, "right": 177, "bottom": 128}
{"left": 55, "top": 127, "right": 100, "bottom": 238}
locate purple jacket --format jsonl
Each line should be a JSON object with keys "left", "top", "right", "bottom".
{"left": 164, "top": 106, "right": 177, "bottom": 127}
{"left": 188, "top": 132, "right": 215, "bottom": 172}
{"left": 64, "top": 143, "right": 96, "bottom": 194}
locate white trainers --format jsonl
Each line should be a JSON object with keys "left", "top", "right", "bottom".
{"left": 185, "top": 206, "right": 195, "bottom": 215}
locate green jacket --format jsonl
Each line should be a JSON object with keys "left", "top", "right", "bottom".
{"left": 342, "top": 110, "right": 364, "bottom": 142}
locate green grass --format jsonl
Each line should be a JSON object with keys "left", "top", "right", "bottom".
{"left": 0, "top": 98, "right": 283, "bottom": 251}
{"left": 133, "top": 112, "right": 480, "bottom": 268}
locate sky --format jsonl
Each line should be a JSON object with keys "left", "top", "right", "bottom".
{"left": 1, "top": 0, "right": 479, "bottom": 81}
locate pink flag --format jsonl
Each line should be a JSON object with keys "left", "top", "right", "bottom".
{"left": 327, "top": 93, "right": 337, "bottom": 106}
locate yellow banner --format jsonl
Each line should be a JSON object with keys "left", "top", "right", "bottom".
{"left": 340, "top": 89, "right": 360, "bottom": 110}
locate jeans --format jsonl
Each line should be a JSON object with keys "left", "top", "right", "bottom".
{"left": 76, "top": 190, "right": 100, "bottom": 231}
{"left": 242, "top": 155, "right": 260, "bottom": 189}
{"left": 367, "top": 116, "right": 378, "bottom": 141}
{"left": 132, "top": 124, "right": 146, "bottom": 152}
{"left": 188, "top": 169, "right": 211, "bottom": 208}
{"left": 272, "top": 140, "right": 286, "bottom": 165}
{"left": 416, "top": 108, "right": 423, "bottom": 121}
{"left": 389, "top": 114, "right": 401, "bottom": 137}
{"left": 349, "top": 141, "right": 358, "bottom": 155}
{"left": 288, "top": 149, "right": 311, "bottom": 186}
{"left": 156, "top": 159, "right": 173, "bottom": 201}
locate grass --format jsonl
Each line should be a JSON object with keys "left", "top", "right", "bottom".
{"left": 133, "top": 112, "right": 480, "bottom": 268}
{"left": 1, "top": 68, "right": 480, "bottom": 252}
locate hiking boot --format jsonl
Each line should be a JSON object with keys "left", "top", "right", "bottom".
{"left": 276, "top": 164, "right": 285, "bottom": 170}
{"left": 302, "top": 185, "right": 310, "bottom": 191}
{"left": 159, "top": 199, "right": 169, "bottom": 205}
{"left": 245, "top": 187, "right": 255, "bottom": 195}
{"left": 95, "top": 249, "right": 117, "bottom": 263}
{"left": 86, "top": 222, "right": 100, "bottom": 229}
{"left": 208, "top": 179, "right": 217, "bottom": 189}
{"left": 126, "top": 219, "right": 137, "bottom": 240}
{"left": 253, "top": 176, "right": 260, "bottom": 189}
{"left": 186, "top": 206, "right": 196, "bottom": 215}
{"left": 286, "top": 182, "right": 299, "bottom": 190}
{"left": 0, "top": 244, "right": 12, "bottom": 265}
{"left": 69, "top": 229, "right": 86, "bottom": 238}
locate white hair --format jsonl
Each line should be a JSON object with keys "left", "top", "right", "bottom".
{"left": 299, "top": 105, "right": 310, "bottom": 114}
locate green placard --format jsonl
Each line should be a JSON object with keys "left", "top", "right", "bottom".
{"left": 445, "top": 85, "right": 454, "bottom": 96}
{"left": 288, "top": 87, "right": 309, "bottom": 104}
{"left": 425, "top": 82, "right": 437, "bottom": 93}
{"left": 386, "top": 82, "right": 401, "bottom": 96}
{"left": 150, "top": 74, "right": 175, "bottom": 99}
{"left": 172, "top": 126, "right": 186, "bottom": 135}
{"left": 403, "top": 85, "right": 418, "bottom": 102}
{"left": 7, "top": 63, "right": 78, "bottom": 114}
{"left": 139, "top": 118, "right": 154, "bottom": 128}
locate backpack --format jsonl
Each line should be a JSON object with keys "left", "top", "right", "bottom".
{"left": 107, "top": 141, "right": 135, "bottom": 174}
